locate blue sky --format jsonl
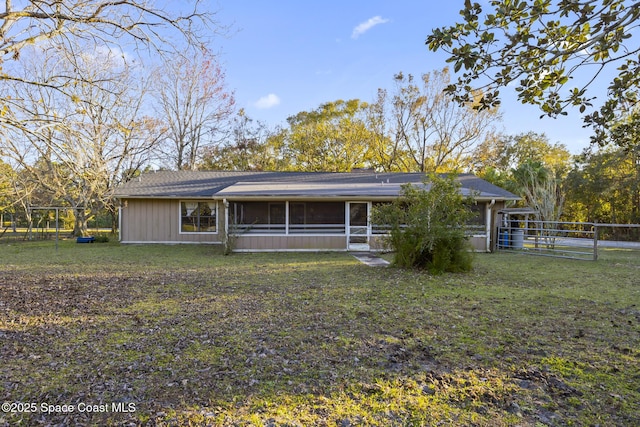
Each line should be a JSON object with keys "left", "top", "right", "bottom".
{"left": 216, "top": 1, "right": 597, "bottom": 154}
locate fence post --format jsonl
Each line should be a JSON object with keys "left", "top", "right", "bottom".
{"left": 593, "top": 222, "right": 598, "bottom": 261}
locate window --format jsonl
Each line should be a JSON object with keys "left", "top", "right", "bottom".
{"left": 229, "top": 202, "right": 285, "bottom": 233}
{"left": 289, "top": 202, "right": 345, "bottom": 233}
{"left": 229, "top": 201, "right": 345, "bottom": 234}
{"left": 181, "top": 201, "right": 217, "bottom": 233}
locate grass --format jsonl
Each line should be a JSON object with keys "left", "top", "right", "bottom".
{"left": 1, "top": 239, "right": 639, "bottom": 426}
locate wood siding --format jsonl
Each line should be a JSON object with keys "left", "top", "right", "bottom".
{"left": 120, "top": 198, "right": 223, "bottom": 244}
{"left": 234, "top": 235, "right": 346, "bottom": 251}
{"left": 119, "top": 199, "right": 500, "bottom": 251}
{"left": 371, "top": 234, "right": 488, "bottom": 252}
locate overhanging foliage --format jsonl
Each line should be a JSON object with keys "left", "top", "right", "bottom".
{"left": 427, "top": 0, "right": 640, "bottom": 148}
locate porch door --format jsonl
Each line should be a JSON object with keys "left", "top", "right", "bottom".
{"left": 347, "top": 202, "right": 370, "bottom": 251}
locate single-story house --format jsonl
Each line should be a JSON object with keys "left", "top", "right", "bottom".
{"left": 113, "top": 170, "right": 520, "bottom": 252}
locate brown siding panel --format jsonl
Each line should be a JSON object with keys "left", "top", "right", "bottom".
{"left": 121, "top": 199, "right": 222, "bottom": 244}
{"left": 469, "top": 236, "right": 486, "bottom": 252}
{"left": 234, "top": 235, "right": 346, "bottom": 251}
{"left": 120, "top": 198, "right": 496, "bottom": 251}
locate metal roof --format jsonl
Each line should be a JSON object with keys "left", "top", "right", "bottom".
{"left": 113, "top": 170, "right": 520, "bottom": 201}
{"left": 498, "top": 207, "right": 538, "bottom": 216}
{"left": 217, "top": 182, "right": 407, "bottom": 198}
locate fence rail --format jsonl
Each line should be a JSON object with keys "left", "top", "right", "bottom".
{"left": 497, "top": 221, "right": 640, "bottom": 260}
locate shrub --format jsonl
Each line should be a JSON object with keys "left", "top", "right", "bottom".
{"left": 372, "top": 173, "right": 475, "bottom": 273}
{"left": 94, "top": 234, "right": 110, "bottom": 243}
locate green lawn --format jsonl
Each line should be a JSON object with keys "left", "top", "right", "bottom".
{"left": 1, "top": 240, "right": 639, "bottom": 426}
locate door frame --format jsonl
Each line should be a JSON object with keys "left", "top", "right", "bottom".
{"left": 346, "top": 201, "right": 371, "bottom": 251}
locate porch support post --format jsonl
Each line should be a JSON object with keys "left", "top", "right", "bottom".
{"left": 223, "top": 199, "right": 229, "bottom": 248}
{"left": 344, "top": 201, "right": 349, "bottom": 249}
{"left": 118, "top": 205, "right": 122, "bottom": 242}
{"left": 486, "top": 199, "right": 495, "bottom": 252}
{"left": 285, "top": 201, "right": 289, "bottom": 235}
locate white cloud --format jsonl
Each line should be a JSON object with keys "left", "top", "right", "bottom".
{"left": 253, "top": 93, "right": 281, "bottom": 109}
{"left": 351, "top": 16, "right": 389, "bottom": 39}
{"left": 83, "top": 45, "right": 134, "bottom": 68}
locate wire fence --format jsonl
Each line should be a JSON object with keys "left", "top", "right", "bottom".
{"left": 497, "top": 221, "right": 640, "bottom": 260}
{"left": 1, "top": 208, "right": 113, "bottom": 242}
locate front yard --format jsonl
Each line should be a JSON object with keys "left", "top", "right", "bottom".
{"left": 1, "top": 241, "right": 639, "bottom": 426}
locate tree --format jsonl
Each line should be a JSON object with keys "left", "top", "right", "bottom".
{"left": 154, "top": 52, "right": 235, "bottom": 170}
{"left": 603, "top": 104, "right": 640, "bottom": 149}
{"left": 0, "top": 160, "right": 13, "bottom": 212}
{"left": 371, "top": 174, "right": 475, "bottom": 273}
{"left": 386, "top": 69, "right": 501, "bottom": 173}
{"left": 426, "top": 0, "right": 640, "bottom": 147}
{"left": 0, "top": 1, "right": 223, "bottom": 233}
{"left": 365, "top": 89, "right": 408, "bottom": 172}
{"left": 200, "top": 110, "right": 274, "bottom": 171}
{"left": 270, "top": 100, "right": 379, "bottom": 172}
{"left": 565, "top": 146, "right": 640, "bottom": 225}
{"left": 1, "top": 43, "right": 162, "bottom": 236}
{"left": 0, "top": 1, "right": 219, "bottom": 139}
{"left": 0, "top": 1, "right": 213, "bottom": 57}
{"left": 512, "top": 161, "right": 565, "bottom": 247}
{"left": 473, "top": 132, "right": 571, "bottom": 177}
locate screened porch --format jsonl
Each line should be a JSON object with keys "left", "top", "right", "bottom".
{"left": 228, "top": 201, "right": 348, "bottom": 234}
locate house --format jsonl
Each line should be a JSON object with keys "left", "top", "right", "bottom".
{"left": 113, "top": 170, "right": 519, "bottom": 252}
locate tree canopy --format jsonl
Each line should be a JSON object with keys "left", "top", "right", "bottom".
{"left": 426, "top": 0, "right": 640, "bottom": 148}
{"left": 565, "top": 146, "right": 640, "bottom": 224}
{"left": 269, "top": 99, "right": 378, "bottom": 172}
{"left": 0, "top": 1, "right": 219, "bottom": 140}
{"left": 381, "top": 69, "right": 501, "bottom": 173}
{"left": 0, "top": 1, "right": 222, "bottom": 235}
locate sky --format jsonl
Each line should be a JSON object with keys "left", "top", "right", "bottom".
{"left": 215, "top": 0, "right": 600, "bottom": 154}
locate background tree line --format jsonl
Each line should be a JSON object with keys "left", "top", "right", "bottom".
{"left": 1, "top": 1, "right": 639, "bottom": 236}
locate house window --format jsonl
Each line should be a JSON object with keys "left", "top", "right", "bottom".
{"left": 289, "top": 202, "right": 345, "bottom": 233}
{"left": 229, "top": 202, "right": 285, "bottom": 233}
{"left": 229, "top": 201, "right": 345, "bottom": 234}
{"left": 181, "top": 201, "right": 217, "bottom": 233}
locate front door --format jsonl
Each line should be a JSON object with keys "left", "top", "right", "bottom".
{"left": 347, "top": 202, "right": 370, "bottom": 251}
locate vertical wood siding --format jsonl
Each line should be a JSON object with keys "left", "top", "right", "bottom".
{"left": 234, "top": 235, "right": 346, "bottom": 251}
{"left": 120, "top": 199, "right": 222, "bottom": 244}
{"left": 119, "top": 198, "right": 501, "bottom": 251}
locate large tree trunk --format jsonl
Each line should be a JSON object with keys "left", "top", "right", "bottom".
{"left": 73, "top": 208, "right": 90, "bottom": 237}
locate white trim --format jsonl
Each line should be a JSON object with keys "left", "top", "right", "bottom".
{"left": 235, "top": 233, "right": 347, "bottom": 238}
{"left": 179, "top": 231, "right": 219, "bottom": 235}
{"left": 233, "top": 248, "right": 349, "bottom": 253}
{"left": 285, "top": 201, "right": 289, "bottom": 234}
{"left": 486, "top": 199, "right": 495, "bottom": 252}
{"left": 118, "top": 205, "right": 122, "bottom": 242}
{"left": 223, "top": 198, "right": 229, "bottom": 247}
{"left": 120, "top": 240, "right": 223, "bottom": 245}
